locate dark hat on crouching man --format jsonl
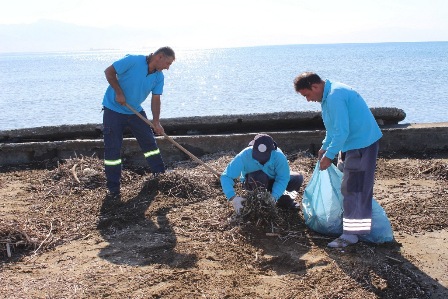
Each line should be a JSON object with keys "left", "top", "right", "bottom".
{"left": 249, "top": 134, "right": 277, "bottom": 164}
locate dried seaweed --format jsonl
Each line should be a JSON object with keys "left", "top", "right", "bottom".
{"left": 0, "top": 151, "right": 447, "bottom": 299}
{"left": 0, "top": 221, "right": 38, "bottom": 258}
{"left": 238, "top": 189, "right": 280, "bottom": 226}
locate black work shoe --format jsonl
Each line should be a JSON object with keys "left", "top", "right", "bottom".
{"left": 106, "top": 191, "right": 121, "bottom": 200}
{"left": 277, "top": 195, "right": 300, "bottom": 210}
{"left": 290, "top": 202, "right": 300, "bottom": 210}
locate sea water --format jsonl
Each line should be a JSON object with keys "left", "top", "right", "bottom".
{"left": 1, "top": 41, "right": 447, "bottom": 131}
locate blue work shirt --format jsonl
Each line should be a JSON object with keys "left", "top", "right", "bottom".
{"left": 321, "top": 79, "right": 382, "bottom": 160}
{"left": 220, "top": 147, "right": 290, "bottom": 201}
{"left": 102, "top": 54, "right": 164, "bottom": 114}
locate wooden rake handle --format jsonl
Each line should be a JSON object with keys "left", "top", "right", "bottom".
{"left": 125, "top": 103, "right": 220, "bottom": 177}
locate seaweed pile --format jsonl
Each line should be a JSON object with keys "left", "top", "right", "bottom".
{"left": 1, "top": 151, "right": 447, "bottom": 299}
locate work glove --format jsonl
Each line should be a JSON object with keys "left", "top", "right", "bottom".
{"left": 231, "top": 196, "right": 246, "bottom": 214}
{"left": 257, "top": 192, "right": 276, "bottom": 206}
{"left": 268, "top": 193, "right": 277, "bottom": 205}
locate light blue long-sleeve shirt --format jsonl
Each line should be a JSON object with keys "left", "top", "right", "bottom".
{"left": 321, "top": 79, "right": 382, "bottom": 160}
{"left": 220, "top": 147, "right": 290, "bottom": 201}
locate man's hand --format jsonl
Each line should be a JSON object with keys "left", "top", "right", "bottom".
{"left": 319, "top": 156, "right": 332, "bottom": 170}
{"left": 231, "top": 196, "right": 246, "bottom": 214}
{"left": 115, "top": 93, "right": 126, "bottom": 105}
{"left": 152, "top": 120, "right": 165, "bottom": 135}
{"left": 318, "top": 149, "right": 326, "bottom": 159}
{"left": 267, "top": 193, "right": 276, "bottom": 205}
{"left": 104, "top": 65, "right": 126, "bottom": 105}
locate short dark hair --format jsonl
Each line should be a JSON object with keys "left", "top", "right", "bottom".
{"left": 293, "top": 72, "right": 322, "bottom": 92}
{"left": 154, "top": 47, "right": 175, "bottom": 60}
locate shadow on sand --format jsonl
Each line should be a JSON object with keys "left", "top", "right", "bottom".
{"left": 246, "top": 223, "right": 447, "bottom": 298}
{"left": 96, "top": 179, "right": 197, "bottom": 268}
{"left": 324, "top": 240, "right": 448, "bottom": 299}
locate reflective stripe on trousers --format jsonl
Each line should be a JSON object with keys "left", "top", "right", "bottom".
{"left": 104, "top": 159, "right": 122, "bottom": 166}
{"left": 144, "top": 149, "right": 160, "bottom": 158}
{"left": 102, "top": 107, "right": 165, "bottom": 193}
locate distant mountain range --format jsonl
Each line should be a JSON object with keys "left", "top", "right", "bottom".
{"left": 0, "top": 20, "right": 165, "bottom": 53}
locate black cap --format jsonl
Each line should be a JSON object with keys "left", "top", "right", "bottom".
{"left": 249, "top": 134, "right": 277, "bottom": 164}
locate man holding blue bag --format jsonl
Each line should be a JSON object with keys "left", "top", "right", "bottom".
{"left": 294, "top": 72, "right": 383, "bottom": 248}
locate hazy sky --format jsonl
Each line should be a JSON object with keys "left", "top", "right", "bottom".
{"left": 1, "top": 0, "right": 448, "bottom": 51}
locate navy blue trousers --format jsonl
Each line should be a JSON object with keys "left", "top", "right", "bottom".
{"left": 341, "top": 140, "right": 379, "bottom": 235}
{"left": 103, "top": 107, "right": 165, "bottom": 193}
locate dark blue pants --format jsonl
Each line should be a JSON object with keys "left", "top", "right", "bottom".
{"left": 244, "top": 170, "right": 303, "bottom": 208}
{"left": 103, "top": 107, "right": 165, "bottom": 193}
{"left": 341, "top": 140, "right": 379, "bottom": 235}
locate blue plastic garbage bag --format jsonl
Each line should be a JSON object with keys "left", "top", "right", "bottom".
{"left": 301, "top": 162, "right": 394, "bottom": 243}
{"left": 361, "top": 200, "right": 394, "bottom": 243}
{"left": 302, "top": 162, "right": 344, "bottom": 236}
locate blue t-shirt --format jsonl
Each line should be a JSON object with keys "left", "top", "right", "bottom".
{"left": 220, "top": 147, "right": 290, "bottom": 201}
{"left": 321, "top": 79, "right": 383, "bottom": 159}
{"left": 102, "top": 54, "right": 164, "bottom": 114}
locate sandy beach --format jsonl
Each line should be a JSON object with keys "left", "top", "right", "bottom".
{"left": 1, "top": 151, "right": 447, "bottom": 298}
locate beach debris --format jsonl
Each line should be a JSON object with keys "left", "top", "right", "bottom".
{"left": 240, "top": 188, "right": 279, "bottom": 224}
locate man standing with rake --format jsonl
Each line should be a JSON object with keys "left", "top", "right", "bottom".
{"left": 102, "top": 47, "right": 175, "bottom": 198}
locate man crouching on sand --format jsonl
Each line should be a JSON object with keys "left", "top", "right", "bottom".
{"left": 220, "top": 134, "right": 303, "bottom": 214}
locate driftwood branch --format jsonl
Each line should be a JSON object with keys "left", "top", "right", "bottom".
{"left": 71, "top": 164, "right": 80, "bottom": 183}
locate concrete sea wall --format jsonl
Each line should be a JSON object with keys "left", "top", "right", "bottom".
{"left": 1, "top": 122, "right": 447, "bottom": 167}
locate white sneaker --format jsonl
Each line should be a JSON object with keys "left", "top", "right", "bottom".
{"left": 327, "top": 234, "right": 358, "bottom": 248}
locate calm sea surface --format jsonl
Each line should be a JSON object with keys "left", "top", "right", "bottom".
{"left": 1, "top": 42, "right": 447, "bottom": 131}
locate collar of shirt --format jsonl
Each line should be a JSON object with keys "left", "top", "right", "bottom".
{"left": 322, "top": 79, "right": 332, "bottom": 103}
